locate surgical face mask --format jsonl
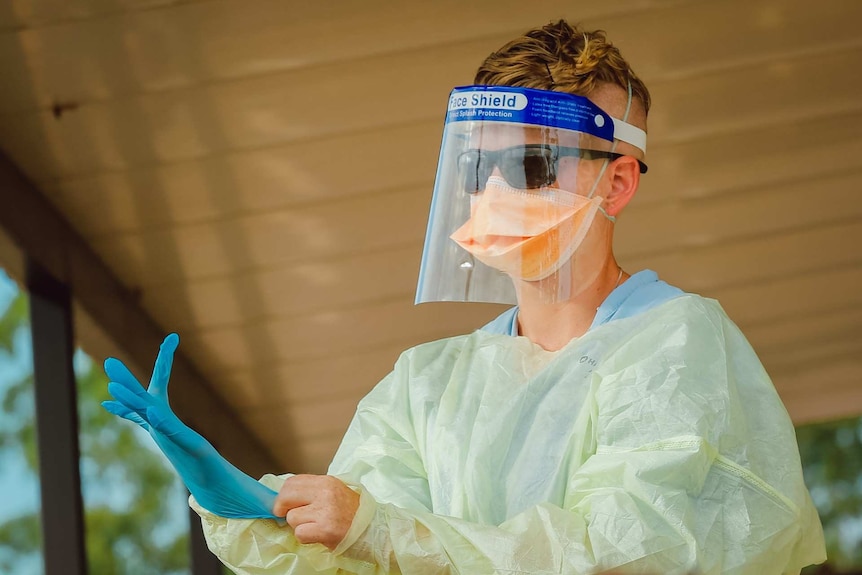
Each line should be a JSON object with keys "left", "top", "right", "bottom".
{"left": 449, "top": 176, "right": 603, "bottom": 281}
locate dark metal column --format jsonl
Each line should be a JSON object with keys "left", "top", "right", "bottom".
{"left": 189, "top": 505, "right": 225, "bottom": 575}
{"left": 26, "top": 258, "right": 87, "bottom": 575}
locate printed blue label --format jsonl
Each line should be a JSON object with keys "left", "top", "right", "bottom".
{"left": 445, "top": 85, "right": 615, "bottom": 142}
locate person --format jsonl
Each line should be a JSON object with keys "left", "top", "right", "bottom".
{"left": 103, "top": 20, "right": 827, "bottom": 574}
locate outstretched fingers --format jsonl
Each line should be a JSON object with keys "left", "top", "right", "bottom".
{"left": 101, "top": 400, "right": 150, "bottom": 430}
{"left": 104, "top": 357, "right": 143, "bottom": 390}
{"left": 107, "top": 380, "right": 153, "bottom": 419}
{"left": 149, "top": 333, "right": 179, "bottom": 403}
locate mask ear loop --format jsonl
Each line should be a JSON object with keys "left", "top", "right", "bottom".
{"left": 585, "top": 79, "right": 634, "bottom": 223}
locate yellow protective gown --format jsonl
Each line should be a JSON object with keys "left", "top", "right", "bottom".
{"left": 191, "top": 295, "right": 826, "bottom": 574}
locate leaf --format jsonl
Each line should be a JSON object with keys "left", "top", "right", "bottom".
{"left": 0, "top": 292, "right": 28, "bottom": 353}
{"left": 796, "top": 415, "right": 862, "bottom": 570}
{"left": 0, "top": 513, "right": 42, "bottom": 554}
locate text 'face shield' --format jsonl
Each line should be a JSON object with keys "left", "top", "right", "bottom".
{"left": 416, "top": 85, "right": 646, "bottom": 305}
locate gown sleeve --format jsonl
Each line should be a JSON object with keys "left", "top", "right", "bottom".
{"left": 193, "top": 298, "right": 826, "bottom": 575}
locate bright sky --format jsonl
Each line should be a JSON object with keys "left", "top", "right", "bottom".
{"left": 0, "top": 268, "right": 39, "bottom": 522}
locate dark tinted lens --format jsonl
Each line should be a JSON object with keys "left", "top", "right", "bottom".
{"left": 501, "top": 146, "right": 556, "bottom": 189}
{"left": 459, "top": 146, "right": 557, "bottom": 193}
{"left": 458, "top": 150, "right": 492, "bottom": 193}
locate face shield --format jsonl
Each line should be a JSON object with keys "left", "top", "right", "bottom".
{"left": 415, "top": 85, "right": 647, "bottom": 305}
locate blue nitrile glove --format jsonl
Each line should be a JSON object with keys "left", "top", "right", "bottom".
{"left": 101, "top": 333, "right": 279, "bottom": 519}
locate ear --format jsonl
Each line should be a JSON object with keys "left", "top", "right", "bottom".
{"left": 604, "top": 156, "right": 640, "bottom": 217}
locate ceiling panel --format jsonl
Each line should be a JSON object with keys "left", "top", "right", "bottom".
{"left": 648, "top": 44, "right": 862, "bottom": 142}
{"left": 4, "top": 0, "right": 861, "bottom": 113}
{"left": 746, "top": 308, "right": 862, "bottom": 356}
{"left": 1, "top": 3, "right": 859, "bottom": 181}
{"left": 608, "top": 0, "right": 862, "bottom": 79}
{"left": 629, "top": 220, "right": 862, "bottom": 292}
{"left": 38, "top": 105, "right": 862, "bottom": 240}
{"left": 618, "top": 170, "right": 862, "bottom": 256}
{"left": 711, "top": 266, "right": 862, "bottom": 327}
{"left": 45, "top": 120, "right": 443, "bottom": 234}
{"left": 778, "top": 361, "right": 862, "bottom": 425}
{"left": 637, "top": 107, "right": 862, "bottom": 206}
{"left": 0, "top": 0, "right": 859, "bottom": 474}
{"left": 87, "top": 184, "right": 429, "bottom": 285}
{"left": 0, "top": 0, "right": 186, "bottom": 31}
{"left": 0, "top": 0, "right": 663, "bottom": 111}
{"left": 181, "top": 300, "right": 508, "bottom": 372}
{"left": 140, "top": 243, "right": 423, "bottom": 330}
{"left": 218, "top": 343, "right": 412, "bottom": 409}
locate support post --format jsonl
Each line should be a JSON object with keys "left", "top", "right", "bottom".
{"left": 189, "top": 505, "right": 225, "bottom": 575}
{"left": 26, "top": 258, "right": 87, "bottom": 575}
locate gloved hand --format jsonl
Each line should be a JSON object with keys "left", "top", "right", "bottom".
{"left": 102, "top": 333, "right": 279, "bottom": 519}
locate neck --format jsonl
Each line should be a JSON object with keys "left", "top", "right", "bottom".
{"left": 515, "top": 258, "right": 626, "bottom": 351}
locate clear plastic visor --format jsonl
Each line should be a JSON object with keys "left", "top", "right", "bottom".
{"left": 415, "top": 119, "right": 616, "bottom": 305}
{"left": 416, "top": 84, "right": 647, "bottom": 305}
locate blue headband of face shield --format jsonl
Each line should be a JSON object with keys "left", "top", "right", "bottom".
{"left": 446, "top": 84, "right": 648, "bottom": 159}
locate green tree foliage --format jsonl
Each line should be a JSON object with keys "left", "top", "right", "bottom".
{"left": 0, "top": 288, "right": 190, "bottom": 574}
{"left": 798, "top": 415, "right": 862, "bottom": 574}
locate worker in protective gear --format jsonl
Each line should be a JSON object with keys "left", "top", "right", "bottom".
{"left": 104, "top": 20, "right": 826, "bottom": 574}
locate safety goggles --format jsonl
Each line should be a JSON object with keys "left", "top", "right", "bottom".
{"left": 458, "top": 144, "right": 648, "bottom": 194}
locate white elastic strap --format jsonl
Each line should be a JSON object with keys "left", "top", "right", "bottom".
{"left": 610, "top": 79, "right": 646, "bottom": 152}
{"left": 586, "top": 79, "right": 637, "bottom": 207}
{"left": 611, "top": 117, "right": 647, "bottom": 153}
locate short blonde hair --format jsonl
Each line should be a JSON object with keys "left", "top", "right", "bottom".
{"left": 474, "top": 20, "right": 651, "bottom": 115}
